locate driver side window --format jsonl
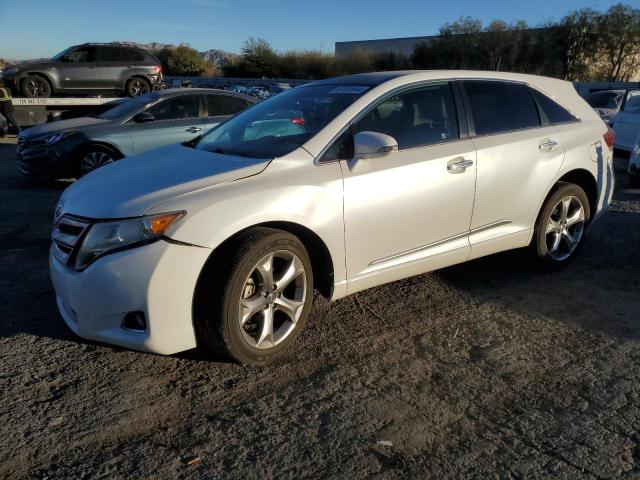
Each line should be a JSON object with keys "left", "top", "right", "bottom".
{"left": 320, "top": 83, "right": 460, "bottom": 162}
{"left": 68, "top": 47, "right": 96, "bottom": 63}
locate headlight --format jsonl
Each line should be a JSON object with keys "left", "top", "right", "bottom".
{"left": 74, "top": 211, "right": 185, "bottom": 270}
{"left": 43, "top": 130, "right": 75, "bottom": 145}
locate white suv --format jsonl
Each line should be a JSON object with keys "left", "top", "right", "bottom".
{"left": 50, "top": 71, "right": 615, "bottom": 364}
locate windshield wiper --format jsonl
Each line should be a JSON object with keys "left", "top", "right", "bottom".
{"left": 205, "top": 147, "right": 252, "bottom": 158}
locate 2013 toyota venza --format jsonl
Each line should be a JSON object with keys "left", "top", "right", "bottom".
{"left": 50, "top": 71, "right": 615, "bottom": 364}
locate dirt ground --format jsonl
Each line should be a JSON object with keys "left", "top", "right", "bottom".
{"left": 0, "top": 136, "right": 639, "bottom": 479}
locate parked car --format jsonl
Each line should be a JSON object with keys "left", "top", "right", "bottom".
{"left": 17, "top": 88, "right": 255, "bottom": 177}
{"left": 585, "top": 89, "right": 626, "bottom": 123}
{"left": 50, "top": 71, "right": 614, "bottom": 365}
{"left": 2, "top": 43, "right": 163, "bottom": 98}
{"left": 628, "top": 132, "right": 640, "bottom": 185}
{"left": 610, "top": 89, "right": 640, "bottom": 152}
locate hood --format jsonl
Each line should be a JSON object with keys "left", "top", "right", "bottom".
{"left": 58, "top": 144, "right": 271, "bottom": 219}
{"left": 22, "top": 117, "right": 112, "bottom": 138}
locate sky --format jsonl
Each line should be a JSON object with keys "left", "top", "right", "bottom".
{"left": 0, "top": 0, "right": 630, "bottom": 60}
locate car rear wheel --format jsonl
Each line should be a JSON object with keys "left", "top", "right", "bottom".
{"left": 532, "top": 182, "right": 590, "bottom": 265}
{"left": 21, "top": 75, "right": 52, "bottom": 98}
{"left": 78, "top": 145, "right": 120, "bottom": 177}
{"left": 195, "top": 227, "right": 314, "bottom": 365}
{"left": 126, "top": 78, "right": 150, "bottom": 97}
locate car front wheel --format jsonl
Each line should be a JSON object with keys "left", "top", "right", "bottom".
{"left": 195, "top": 227, "right": 314, "bottom": 365}
{"left": 532, "top": 182, "right": 590, "bottom": 265}
{"left": 21, "top": 75, "right": 52, "bottom": 98}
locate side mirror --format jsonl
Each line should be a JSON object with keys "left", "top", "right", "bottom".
{"left": 349, "top": 131, "right": 398, "bottom": 173}
{"left": 134, "top": 111, "right": 155, "bottom": 123}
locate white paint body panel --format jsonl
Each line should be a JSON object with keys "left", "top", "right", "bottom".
{"left": 50, "top": 70, "right": 614, "bottom": 354}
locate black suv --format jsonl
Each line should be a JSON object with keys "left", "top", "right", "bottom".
{"left": 2, "top": 43, "right": 163, "bottom": 98}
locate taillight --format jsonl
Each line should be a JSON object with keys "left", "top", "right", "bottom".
{"left": 153, "top": 65, "right": 162, "bottom": 74}
{"left": 603, "top": 126, "right": 615, "bottom": 149}
{"left": 291, "top": 117, "right": 305, "bottom": 126}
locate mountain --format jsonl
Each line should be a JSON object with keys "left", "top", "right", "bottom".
{"left": 125, "top": 42, "right": 237, "bottom": 68}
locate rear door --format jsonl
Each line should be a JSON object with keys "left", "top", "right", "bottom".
{"left": 131, "top": 94, "right": 204, "bottom": 154}
{"left": 204, "top": 94, "right": 253, "bottom": 132}
{"left": 60, "top": 46, "right": 97, "bottom": 89}
{"left": 613, "top": 90, "right": 640, "bottom": 150}
{"left": 96, "top": 46, "right": 130, "bottom": 89}
{"left": 461, "top": 80, "right": 565, "bottom": 254}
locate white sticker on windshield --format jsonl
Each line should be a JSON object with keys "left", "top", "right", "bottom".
{"left": 329, "top": 86, "right": 369, "bottom": 94}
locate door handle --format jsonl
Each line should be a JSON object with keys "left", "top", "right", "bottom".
{"left": 186, "top": 127, "right": 203, "bottom": 133}
{"left": 447, "top": 157, "right": 474, "bottom": 174}
{"left": 539, "top": 138, "right": 559, "bottom": 152}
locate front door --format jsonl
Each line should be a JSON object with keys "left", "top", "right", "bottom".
{"left": 336, "top": 82, "right": 476, "bottom": 293}
{"left": 131, "top": 94, "right": 204, "bottom": 154}
{"left": 59, "top": 46, "right": 98, "bottom": 89}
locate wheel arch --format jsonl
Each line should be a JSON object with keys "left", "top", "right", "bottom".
{"left": 71, "top": 141, "right": 124, "bottom": 175}
{"left": 195, "top": 221, "right": 335, "bottom": 300}
{"left": 556, "top": 168, "right": 598, "bottom": 217}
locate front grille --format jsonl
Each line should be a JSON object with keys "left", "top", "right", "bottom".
{"left": 52, "top": 216, "right": 91, "bottom": 266}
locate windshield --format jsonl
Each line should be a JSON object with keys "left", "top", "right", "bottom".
{"left": 97, "top": 93, "right": 157, "bottom": 120}
{"left": 586, "top": 91, "right": 622, "bottom": 109}
{"left": 51, "top": 47, "right": 73, "bottom": 60}
{"left": 195, "top": 84, "right": 370, "bottom": 158}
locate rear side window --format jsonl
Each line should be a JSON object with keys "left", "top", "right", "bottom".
{"left": 463, "top": 81, "right": 540, "bottom": 136}
{"left": 207, "top": 95, "right": 252, "bottom": 116}
{"left": 98, "top": 46, "right": 129, "bottom": 62}
{"left": 528, "top": 88, "right": 577, "bottom": 124}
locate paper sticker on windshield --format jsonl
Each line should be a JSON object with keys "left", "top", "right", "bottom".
{"left": 329, "top": 86, "right": 369, "bottom": 94}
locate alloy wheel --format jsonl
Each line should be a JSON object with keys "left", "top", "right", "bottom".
{"left": 80, "top": 151, "right": 114, "bottom": 175}
{"left": 238, "top": 250, "right": 307, "bottom": 350}
{"left": 24, "top": 78, "right": 48, "bottom": 97}
{"left": 128, "top": 79, "right": 149, "bottom": 97}
{"left": 545, "top": 195, "right": 586, "bottom": 261}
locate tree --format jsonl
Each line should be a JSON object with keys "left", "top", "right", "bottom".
{"left": 238, "top": 37, "right": 278, "bottom": 78}
{"left": 560, "top": 9, "right": 601, "bottom": 80}
{"left": 154, "top": 45, "right": 205, "bottom": 76}
{"left": 597, "top": 3, "right": 640, "bottom": 81}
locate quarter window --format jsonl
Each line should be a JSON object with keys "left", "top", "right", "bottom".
{"left": 528, "top": 88, "right": 577, "bottom": 124}
{"left": 207, "top": 95, "right": 252, "bottom": 116}
{"left": 147, "top": 96, "right": 200, "bottom": 121}
{"left": 463, "top": 81, "right": 540, "bottom": 135}
{"left": 354, "top": 83, "right": 460, "bottom": 150}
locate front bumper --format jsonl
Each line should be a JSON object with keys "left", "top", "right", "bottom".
{"left": 50, "top": 239, "right": 211, "bottom": 355}
{"left": 17, "top": 138, "right": 80, "bottom": 178}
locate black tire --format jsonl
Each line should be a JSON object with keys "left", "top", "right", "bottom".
{"left": 125, "top": 77, "right": 150, "bottom": 97}
{"left": 21, "top": 75, "right": 52, "bottom": 98}
{"left": 194, "top": 227, "right": 314, "bottom": 365}
{"left": 531, "top": 182, "right": 591, "bottom": 266}
{"left": 77, "top": 144, "right": 121, "bottom": 177}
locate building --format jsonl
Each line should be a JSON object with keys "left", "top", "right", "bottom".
{"left": 335, "top": 35, "right": 436, "bottom": 58}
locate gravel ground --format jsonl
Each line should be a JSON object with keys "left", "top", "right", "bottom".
{"left": 1, "top": 136, "right": 639, "bottom": 479}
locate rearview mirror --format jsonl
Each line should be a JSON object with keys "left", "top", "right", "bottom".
{"left": 353, "top": 131, "right": 398, "bottom": 159}
{"left": 134, "top": 111, "right": 155, "bottom": 123}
